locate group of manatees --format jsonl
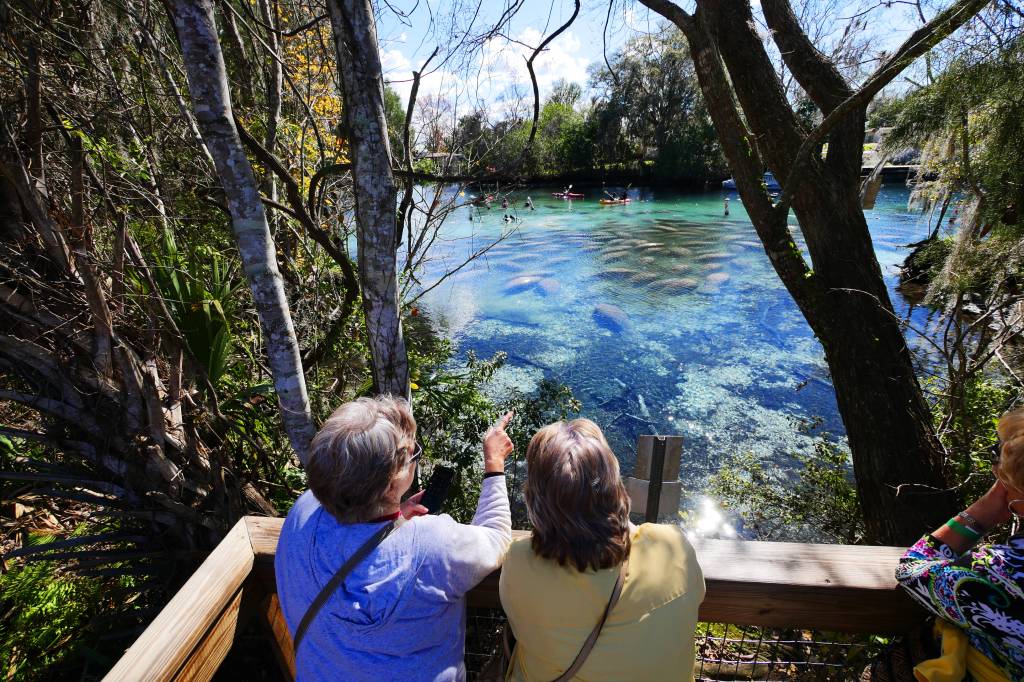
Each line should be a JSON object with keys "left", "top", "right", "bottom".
{"left": 490, "top": 229, "right": 759, "bottom": 333}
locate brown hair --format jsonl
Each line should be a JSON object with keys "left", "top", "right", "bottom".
{"left": 996, "top": 408, "right": 1024, "bottom": 494}
{"left": 306, "top": 396, "right": 416, "bottom": 522}
{"left": 524, "top": 419, "right": 631, "bottom": 572}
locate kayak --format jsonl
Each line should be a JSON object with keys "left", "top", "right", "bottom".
{"left": 599, "top": 198, "right": 630, "bottom": 205}
{"left": 551, "top": 192, "right": 584, "bottom": 199}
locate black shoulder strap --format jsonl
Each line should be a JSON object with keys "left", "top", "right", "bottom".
{"left": 292, "top": 520, "right": 397, "bottom": 653}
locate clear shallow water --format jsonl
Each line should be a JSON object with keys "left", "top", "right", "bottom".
{"left": 419, "top": 185, "right": 933, "bottom": 511}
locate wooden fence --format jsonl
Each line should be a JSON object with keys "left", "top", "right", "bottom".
{"left": 104, "top": 516, "right": 924, "bottom": 681}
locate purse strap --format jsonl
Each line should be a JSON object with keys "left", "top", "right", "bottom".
{"left": 292, "top": 520, "right": 397, "bottom": 653}
{"left": 552, "top": 557, "right": 628, "bottom": 682}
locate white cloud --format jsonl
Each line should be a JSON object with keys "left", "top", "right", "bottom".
{"left": 382, "top": 25, "right": 592, "bottom": 120}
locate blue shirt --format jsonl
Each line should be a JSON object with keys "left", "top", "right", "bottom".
{"left": 276, "top": 478, "right": 511, "bottom": 681}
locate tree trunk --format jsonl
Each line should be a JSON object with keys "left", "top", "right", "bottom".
{"left": 166, "top": 0, "right": 316, "bottom": 464}
{"left": 638, "top": 0, "right": 965, "bottom": 544}
{"left": 326, "top": 0, "right": 410, "bottom": 398}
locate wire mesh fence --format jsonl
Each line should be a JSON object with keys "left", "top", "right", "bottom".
{"left": 465, "top": 608, "right": 886, "bottom": 681}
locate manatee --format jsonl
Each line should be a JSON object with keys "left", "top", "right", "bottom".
{"left": 599, "top": 250, "right": 630, "bottom": 263}
{"left": 638, "top": 242, "right": 662, "bottom": 249}
{"left": 504, "top": 275, "right": 542, "bottom": 293}
{"left": 640, "top": 256, "right": 656, "bottom": 264}
{"left": 706, "top": 272, "right": 731, "bottom": 285}
{"left": 537, "top": 278, "right": 561, "bottom": 296}
{"left": 669, "top": 247, "right": 693, "bottom": 257}
{"left": 593, "top": 303, "right": 629, "bottom": 332}
{"left": 696, "top": 251, "right": 733, "bottom": 261}
{"left": 703, "top": 261, "right": 725, "bottom": 271}
{"left": 659, "top": 277, "right": 699, "bottom": 292}
{"left": 671, "top": 263, "right": 693, "bottom": 273}
{"left": 628, "top": 272, "right": 658, "bottom": 285}
{"left": 544, "top": 256, "right": 573, "bottom": 267}
{"left": 598, "top": 267, "right": 635, "bottom": 279}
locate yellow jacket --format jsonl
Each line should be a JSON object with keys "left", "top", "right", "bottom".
{"left": 498, "top": 523, "right": 705, "bottom": 681}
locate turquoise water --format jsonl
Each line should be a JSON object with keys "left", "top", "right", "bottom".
{"left": 419, "top": 185, "right": 932, "bottom": 506}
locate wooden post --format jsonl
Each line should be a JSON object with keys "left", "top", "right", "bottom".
{"left": 624, "top": 434, "right": 683, "bottom": 522}
{"left": 644, "top": 436, "right": 667, "bottom": 523}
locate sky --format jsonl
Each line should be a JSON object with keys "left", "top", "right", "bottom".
{"left": 373, "top": 0, "right": 926, "bottom": 117}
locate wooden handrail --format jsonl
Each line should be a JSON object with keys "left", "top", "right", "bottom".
{"left": 106, "top": 516, "right": 927, "bottom": 681}
{"left": 105, "top": 518, "right": 254, "bottom": 681}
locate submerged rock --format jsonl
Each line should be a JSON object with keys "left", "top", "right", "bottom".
{"left": 593, "top": 303, "right": 629, "bottom": 332}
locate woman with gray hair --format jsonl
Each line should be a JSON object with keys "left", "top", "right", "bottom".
{"left": 276, "top": 396, "right": 514, "bottom": 681}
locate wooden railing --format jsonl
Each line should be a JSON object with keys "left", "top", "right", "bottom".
{"left": 104, "top": 516, "right": 926, "bottom": 681}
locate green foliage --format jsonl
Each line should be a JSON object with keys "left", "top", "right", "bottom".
{"left": 136, "top": 227, "right": 242, "bottom": 384}
{"left": 410, "top": 341, "right": 580, "bottom": 524}
{"left": 384, "top": 85, "right": 407, "bottom": 161}
{"left": 708, "top": 438, "right": 863, "bottom": 543}
{"left": 866, "top": 96, "right": 906, "bottom": 129}
{"left": 447, "top": 27, "right": 723, "bottom": 181}
{"left": 887, "top": 36, "right": 1024, "bottom": 242}
{"left": 0, "top": 534, "right": 131, "bottom": 680}
{"left": 929, "top": 374, "right": 1021, "bottom": 505}
{"left": 588, "top": 26, "right": 725, "bottom": 181}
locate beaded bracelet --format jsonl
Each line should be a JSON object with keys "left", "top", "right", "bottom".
{"left": 947, "top": 517, "right": 982, "bottom": 542}
{"left": 956, "top": 511, "right": 985, "bottom": 534}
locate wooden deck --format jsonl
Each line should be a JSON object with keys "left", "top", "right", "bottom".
{"left": 105, "top": 516, "right": 926, "bottom": 681}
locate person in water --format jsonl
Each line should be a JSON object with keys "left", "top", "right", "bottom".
{"left": 724, "top": 197, "right": 730, "bottom": 216}
{"left": 525, "top": 196, "right": 534, "bottom": 210}
{"left": 501, "top": 197, "right": 509, "bottom": 209}
{"left": 620, "top": 190, "right": 628, "bottom": 201}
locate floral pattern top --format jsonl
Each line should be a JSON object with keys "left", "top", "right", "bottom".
{"left": 896, "top": 533, "right": 1024, "bottom": 679}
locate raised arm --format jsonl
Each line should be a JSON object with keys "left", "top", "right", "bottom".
{"left": 420, "top": 411, "right": 515, "bottom": 598}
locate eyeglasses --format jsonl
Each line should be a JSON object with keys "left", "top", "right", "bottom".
{"left": 407, "top": 442, "right": 423, "bottom": 466}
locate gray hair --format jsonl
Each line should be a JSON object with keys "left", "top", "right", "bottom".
{"left": 306, "top": 396, "right": 416, "bottom": 522}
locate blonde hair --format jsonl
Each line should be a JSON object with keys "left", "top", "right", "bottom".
{"left": 524, "top": 419, "right": 631, "bottom": 572}
{"left": 306, "top": 396, "right": 416, "bottom": 522}
{"left": 996, "top": 408, "right": 1024, "bottom": 493}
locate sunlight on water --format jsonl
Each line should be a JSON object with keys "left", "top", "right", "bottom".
{"left": 418, "top": 186, "right": 933, "bottom": 526}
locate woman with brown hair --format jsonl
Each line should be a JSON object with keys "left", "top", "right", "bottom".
{"left": 895, "top": 408, "right": 1024, "bottom": 681}
{"left": 499, "top": 419, "right": 705, "bottom": 680}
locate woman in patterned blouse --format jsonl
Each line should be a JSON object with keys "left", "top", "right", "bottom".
{"left": 896, "top": 408, "right": 1024, "bottom": 681}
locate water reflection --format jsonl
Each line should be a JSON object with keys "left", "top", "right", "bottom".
{"left": 684, "top": 497, "right": 738, "bottom": 541}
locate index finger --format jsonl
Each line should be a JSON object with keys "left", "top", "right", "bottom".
{"left": 496, "top": 410, "right": 514, "bottom": 430}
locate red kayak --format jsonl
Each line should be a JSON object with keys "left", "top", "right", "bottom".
{"left": 551, "top": 192, "right": 584, "bottom": 199}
